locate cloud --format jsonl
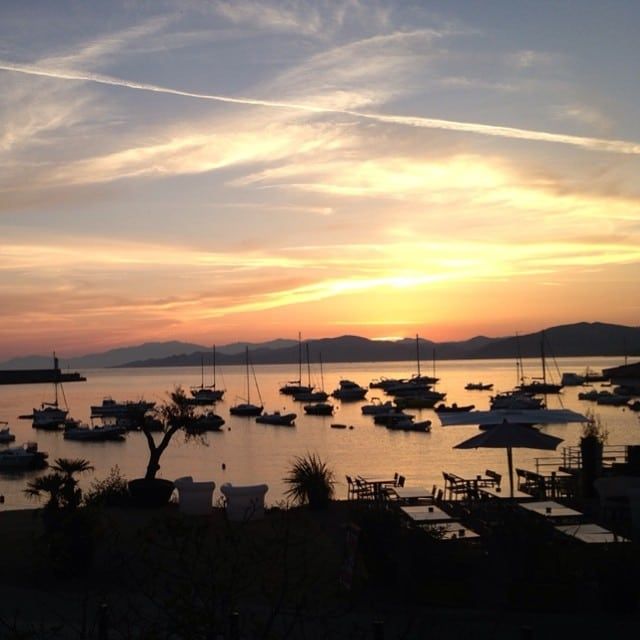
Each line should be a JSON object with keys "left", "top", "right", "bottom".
{"left": 1, "top": 60, "right": 638, "bottom": 157}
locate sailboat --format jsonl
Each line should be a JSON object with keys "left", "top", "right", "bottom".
{"left": 293, "top": 344, "right": 329, "bottom": 402}
{"left": 190, "top": 346, "right": 225, "bottom": 404}
{"left": 304, "top": 353, "right": 334, "bottom": 415}
{"left": 518, "top": 331, "right": 563, "bottom": 395}
{"left": 32, "top": 354, "right": 68, "bottom": 429}
{"left": 230, "top": 347, "right": 264, "bottom": 416}
{"left": 279, "top": 333, "right": 312, "bottom": 395}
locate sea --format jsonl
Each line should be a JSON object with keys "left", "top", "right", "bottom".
{"left": 1, "top": 356, "right": 638, "bottom": 510}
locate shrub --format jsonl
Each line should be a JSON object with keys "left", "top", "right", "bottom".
{"left": 283, "top": 453, "right": 335, "bottom": 510}
{"left": 84, "top": 465, "right": 130, "bottom": 507}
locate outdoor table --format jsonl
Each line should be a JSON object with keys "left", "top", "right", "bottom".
{"left": 357, "top": 475, "right": 397, "bottom": 500}
{"left": 518, "top": 500, "right": 583, "bottom": 521}
{"left": 388, "top": 486, "right": 433, "bottom": 502}
{"left": 400, "top": 504, "right": 453, "bottom": 523}
{"left": 555, "top": 522, "right": 629, "bottom": 544}
{"left": 418, "top": 521, "right": 481, "bottom": 541}
{"left": 478, "top": 485, "right": 534, "bottom": 500}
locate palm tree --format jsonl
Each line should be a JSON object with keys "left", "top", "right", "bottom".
{"left": 25, "top": 457, "right": 93, "bottom": 511}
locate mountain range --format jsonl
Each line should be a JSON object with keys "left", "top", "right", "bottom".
{"left": 1, "top": 322, "right": 638, "bottom": 370}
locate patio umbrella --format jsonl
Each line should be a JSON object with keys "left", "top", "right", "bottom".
{"left": 453, "top": 421, "right": 564, "bottom": 497}
{"left": 438, "top": 408, "right": 587, "bottom": 427}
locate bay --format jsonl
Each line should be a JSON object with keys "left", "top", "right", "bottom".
{"left": 1, "top": 355, "right": 638, "bottom": 510}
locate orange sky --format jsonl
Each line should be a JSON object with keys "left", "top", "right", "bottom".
{"left": 1, "top": 1, "right": 639, "bottom": 358}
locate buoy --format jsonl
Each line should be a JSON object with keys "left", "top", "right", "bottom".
{"left": 222, "top": 463, "right": 226, "bottom": 470}
{"left": 0, "top": 495, "right": 4, "bottom": 504}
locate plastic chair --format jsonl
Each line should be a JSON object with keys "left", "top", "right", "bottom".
{"left": 220, "top": 483, "right": 269, "bottom": 522}
{"left": 174, "top": 476, "right": 216, "bottom": 515}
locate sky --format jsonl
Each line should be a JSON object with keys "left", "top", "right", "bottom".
{"left": 1, "top": 0, "right": 639, "bottom": 358}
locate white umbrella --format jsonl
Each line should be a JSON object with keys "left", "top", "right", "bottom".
{"left": 438, "top": 408, "right": 587, "bottom": 427}
{"left": 453, "top": 421, "right": 564, "bottom": 497}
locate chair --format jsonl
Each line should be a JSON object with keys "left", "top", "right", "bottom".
{"left": 174, "top": 476, "right": 216, "bottom": 515}
{"left": 220, "top": 483, "right": 269, "bottom": 522}
{"left": 396, "top": 475, "right": 406, "bottom": 488}
{"left": 485, "top": 470, "right": 502, "bottom": 487}
{"left": 345, "top": 475, "right": 357, "bottom": 500}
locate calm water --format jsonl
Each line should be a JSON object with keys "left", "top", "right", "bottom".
{"left": 1, "top": 356, "right": 638, "bottom": 509}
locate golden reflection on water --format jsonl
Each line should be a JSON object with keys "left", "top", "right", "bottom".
{"left": 1, "top": 356, "right": 638, "bottom": 509}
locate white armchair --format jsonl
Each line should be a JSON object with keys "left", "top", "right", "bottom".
{"left": 220, "top": 483, "right": 269, "bottom": 521}
{"left": 174, "top": 476, "right": 216, "bottom": 515}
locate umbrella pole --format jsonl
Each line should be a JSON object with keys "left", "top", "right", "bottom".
{"left": 507, "top": 445, "right": 514, "bottom": 497}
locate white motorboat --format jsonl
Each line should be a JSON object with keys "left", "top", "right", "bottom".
{"left": 303, "top": 402, "right": 334, "bottom": 416}
{"left": 0, "top": 442, "right": 48, "bottom": 470}
{"left": 90, "top": 397, "right": 155, "bottom": 417}
{"left": 256, "top": 411, "right": 297, "bottom": 426}
{"left": 361, "top": 398, "right": 395, "bottom": 415}
{"left": 187, "top": 412, "right": 225, "bottom": 432}
{"left": 331, "top": 379, "right": 367, "bottom": 401}
{"left": 63, "top": 420, "right": 126, "bottom": 441}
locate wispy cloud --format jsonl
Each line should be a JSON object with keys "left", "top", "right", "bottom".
{"left": 1, "top": 60, "right": 639, "bottom": 157}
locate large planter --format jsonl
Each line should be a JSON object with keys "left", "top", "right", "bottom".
{"left": 580, "top": 436, "right": 603, "bottom": 499}
{"left": 128, "top": 478, "right": 175, "bottom": 508}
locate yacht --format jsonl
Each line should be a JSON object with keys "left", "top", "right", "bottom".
{"left": 190, "top": 346, "right": 225, "bottom": 404}
{"left": 90, "top": 397, "right": 155, "bottom": 418}
{"left": 0, "top": 442, "right": 48, "bottom": 470}
{"left": 256, "top": 411, "right": 297, "bottom": 426}
{"left": 331, "top": 379, "right": 367, "bottom": 401}
{"left": 63, "top": 420, "right": 126, "bottom": 441}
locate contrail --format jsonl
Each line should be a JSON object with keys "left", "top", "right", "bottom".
{"left": 2, "top": 60, "right": 639, "bottom": 155}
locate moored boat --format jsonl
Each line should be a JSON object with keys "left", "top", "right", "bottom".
{"left": 331, "top": 379, "right": 367, "bottom": 401}
{"left": 0, "top": 442, "right": 48, "bottom": 470}
{"left": 303, "top": 402, "right": 334, "bottom": 416}
{"left": 465, "top": 382, "right": 493, "bottom": 391}
{"left": 90, "top": 397, "right": 156, "bottom": 418}
{"left": 0, "top": 422, "right": 16, "bottom": 444}
{"left": 63, "top": 420, "right": 127, "bottom": 441}
{"left": 256, "top": 411, "right": 296, "bottom": 426}
{"left": 434, "top": 403, "right": 475, "bottom": 413}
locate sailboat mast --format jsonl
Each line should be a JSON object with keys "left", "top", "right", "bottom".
{"left": 245, "top": 346, "right": 250, "bottom": 403}
{"left": 541, "top": 331, "right": 547, "bottom": 385}
{"left": 53, "top": 352, "right": 59, "bottom": 407}
{"left": 298, "top": 331, "right": 302, "bottom": 384}
{"left": 415, "top": 334, "right": 421, "bottom": 377}
{"left": 306, "top": 342, "right": 311, "bottom": 387}
{"left": 319, "top": 352, "right": 325, "bottom": 392}
{"left": 212, "top": 345, "right": 216, "bottom": 388}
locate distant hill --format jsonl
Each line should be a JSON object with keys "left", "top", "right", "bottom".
{"left": 2, "top": 322, "right": 638, "bottom": 370}
{"left": 0, "top": 341, "right": 208, "bottom": 369}
{"left": 116, "top": 322, "right": 640, "bottom": 368}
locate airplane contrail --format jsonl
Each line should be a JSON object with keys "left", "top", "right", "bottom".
{"left": 1, "top": 59, "right": 639, "bottom": 155}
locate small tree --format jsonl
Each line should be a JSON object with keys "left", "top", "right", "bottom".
{"left": 142, "top": 386, "right": 197, "bottom": 481}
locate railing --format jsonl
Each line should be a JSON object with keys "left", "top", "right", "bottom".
{"left": 535, "top": 444, "right": 630, "bottom": 473}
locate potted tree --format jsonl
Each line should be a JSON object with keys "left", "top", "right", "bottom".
{"left": 283, "top": 453, "right": 335, "bottom": 510}
{"left": 129, "top": 386, "right": 197, "bottom": 507}
{"left": 580, "top": 410, "right": 608, "bottom": 499}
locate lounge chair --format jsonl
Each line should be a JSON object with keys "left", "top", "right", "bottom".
{"left": 174, "top": 476, "right": 216, "bottom": 515}
{"left": 220, "top": 483, "right": 269, "bottom": 521}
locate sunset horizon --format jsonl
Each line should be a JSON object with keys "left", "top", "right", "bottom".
{"left": 2, "top": 2, "right": 639, "bottom": 361}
